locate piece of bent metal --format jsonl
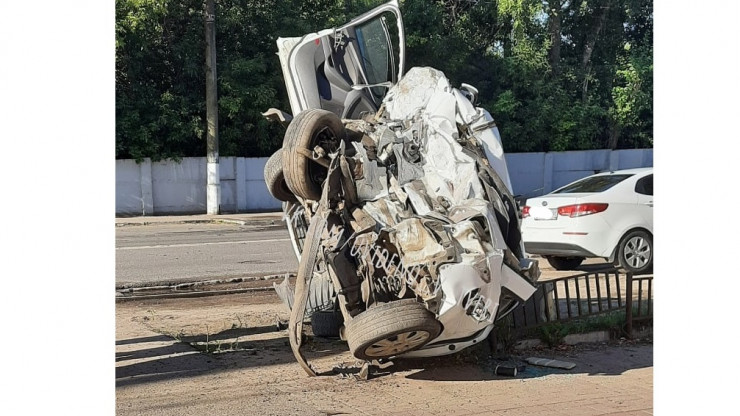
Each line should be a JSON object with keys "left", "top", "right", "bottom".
{"left": 287, "top": 209, "right": 326, "bottom": 377}
{"left": 261, "top": 108, "right": 293, "bottom": 127}
{"left": 287, "top": 157, "right": 343, "bottom": 377}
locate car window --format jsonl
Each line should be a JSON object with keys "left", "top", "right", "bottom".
{"left": 554, "top": 174, "right": 633, "bottom": 194}
{"left": 354, "top": 12, "right": 397, "bottom": 102}
{"left": 635, "top": 174, "right": 653, "bottom": 196}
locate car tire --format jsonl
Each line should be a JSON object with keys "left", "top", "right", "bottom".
{"left": 545, "top": 256, "right": 584, "bottom": 271}
{"left": 282, "top": 109, "right": 346, "bottom": 201}
{"left": 264, "top": 150, "right": 295, "bottom": 202}
{"left": 345, "top": 299, "right": 441, "bottom": 360}
{"left": 310, "top": 310, "right": 344, "bottom": 338}
{"left": 616, "top": 230, "right": 653, "bottom": 274}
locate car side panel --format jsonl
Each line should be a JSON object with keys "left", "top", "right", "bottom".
{"left": 594, "top": 190, "right": 652, "bottom": 261}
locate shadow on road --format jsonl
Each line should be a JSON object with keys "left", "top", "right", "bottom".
{"left": 116, "top": 328, "right": 350, "bottom": 387}
{"left": 401, "top": 342, "right": 653, "bottom": 382}
{"left": 578, "top": 262, "right": 617, "bottom": 273}
{"left": 116, "top": 335, "right": 173, "bottom": 346}
{"left": 117, "top": 329, "right": 652, "bottom": 386}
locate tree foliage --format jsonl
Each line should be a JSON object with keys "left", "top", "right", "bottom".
{"left": 116, "top": 0, "right": 653, "bottom": 160}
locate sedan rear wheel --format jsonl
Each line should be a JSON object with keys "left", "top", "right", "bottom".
{"left": 617, "top": 230, "right": 653, "bottom": 274}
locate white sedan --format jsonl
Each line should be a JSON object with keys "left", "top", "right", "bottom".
{"left": 521, "top": 167, "right": 653, "bottom": 274}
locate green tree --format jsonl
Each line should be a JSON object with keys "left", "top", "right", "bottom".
{"left": 116, "top": 0, "right": 653, "bottom": 159}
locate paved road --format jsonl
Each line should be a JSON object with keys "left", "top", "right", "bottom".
{"left": 116, "top": 222, "right": 298, "bottom": 287}
{"left": 115, "top": 217, "right": 619, "bottom": 288}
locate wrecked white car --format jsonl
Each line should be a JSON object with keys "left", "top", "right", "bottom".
{"left": 263, "top": 0, "right": 540, "bottom": 376}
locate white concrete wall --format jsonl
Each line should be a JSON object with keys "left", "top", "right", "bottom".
{"left": 151, "top": 157, "right": 206, "bottom": 214}
{"left": 244, "top": 157, "right": 283, "bottom": 211}
{"left": 115, "top": 149, "right": 652, "bottom": 215}
{"left": 115, "top": 157, "right": 281, "bottom": 215}
{"left": 506, "top": 148, "right": 653, "bottom": 199}
{"left": 116, "top": 159, "right": 152, "bottom": 215}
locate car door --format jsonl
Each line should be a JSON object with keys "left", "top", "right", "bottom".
{"left": 276, "top": 0, "right": 405, "bottom": 119}
{"left": 634, "top": 173, "right": 654, "bottom": 231}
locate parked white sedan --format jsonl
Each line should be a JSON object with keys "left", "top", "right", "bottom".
{"left": 521, "top": 168, "right": 653, "bottom": 274}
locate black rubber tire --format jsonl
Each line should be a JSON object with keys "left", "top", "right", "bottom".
{"left": 282, "top": 109, "right": 345, "bottom": 201}
{"left": 310, "top": 310, "right": 344, "bottom": 338}
{"left": 616, "top": 230, "right": 653, "bottom": 275}
{"left": 345, "top": 299, "right": 441, "bottom": 360}
{"left": 545, "top": 256, "right": 585, "bottom": 271}
{"left": 264, "top": 150, "right": 295, "bottom": 202}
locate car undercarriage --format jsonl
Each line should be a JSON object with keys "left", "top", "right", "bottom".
{"left": 266, "top": 66, "right": 540, "bottom": 376}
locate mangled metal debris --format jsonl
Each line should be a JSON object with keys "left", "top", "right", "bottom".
{"left": 262, "top": 0, "right": 540, "bottom": 376}
{"left": 265, "top": 66, "right": 540, "bottom": 376}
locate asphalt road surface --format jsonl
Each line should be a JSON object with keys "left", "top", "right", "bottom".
{"left": 115, "top": 219, "right": 619, "bottom": 288}
{"left": 116, "top": 222, "right": 298, "bottom": 287}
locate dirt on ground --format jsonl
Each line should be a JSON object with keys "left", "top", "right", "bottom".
{"left": 116, "top": 290, "right": 653, "bottom": 416}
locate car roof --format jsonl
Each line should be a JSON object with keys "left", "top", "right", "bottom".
{"left": 542, "top": 167, "right": 652, "bottom": 196}
{"left": 589, "top": 167, "right": 652, "bottom": 177}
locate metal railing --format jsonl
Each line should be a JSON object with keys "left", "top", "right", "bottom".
{"left": 509, "top": 268, "right": 653, "bottom": 337}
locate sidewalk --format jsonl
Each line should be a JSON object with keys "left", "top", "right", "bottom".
{"left": 115, "top": 211, "right": 285, "bottom": 227}
{"left": 116, "top": 295, "right": 653, "bottom": 415}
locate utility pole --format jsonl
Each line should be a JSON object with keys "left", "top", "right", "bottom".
{"left": 205, "top": 0, "right": 220, "bottom": 215}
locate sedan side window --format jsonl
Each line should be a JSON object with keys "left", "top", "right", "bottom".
{"left": 635, "top": 174, "right": 653, "bottom": 196}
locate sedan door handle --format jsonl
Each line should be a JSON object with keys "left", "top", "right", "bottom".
{"left": 642, "top": 201, "right": 653, "bottom": 207}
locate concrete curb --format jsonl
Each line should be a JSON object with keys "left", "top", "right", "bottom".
{"left": 115, "top": 213, "right": 285, "bottom": 227}
{"left": 513, "top": 327, "right": 652, "bottom": 350}
{"left": 116, "top": 272, "right": 293, "bottom": 291}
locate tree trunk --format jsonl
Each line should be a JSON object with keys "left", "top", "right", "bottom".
{"left": 503, "top": 19, "right": 513, "bottom": 57}
{"left": 547, "top": 0, "right": 562, "bottom": 75}
{"left": 581, "top": 0, "right": 611, "bottom": 101}
{"left": 608, "top": 123, "right": 620, "bottom": 149}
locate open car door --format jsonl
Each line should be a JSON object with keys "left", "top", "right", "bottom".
{"left": 277, "top": 0, "right": 405, "bottom": 119}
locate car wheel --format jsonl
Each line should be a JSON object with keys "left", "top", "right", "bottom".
{"left": 616, "top": 230, "right": 653, "bottom": 274}
{"left": 310, "top": 310, "right": 344, "bottom": 338}
{"left": 345, "top": 299, "right": 441, "bottom": 360}
{"left": 545, "top": 256, "right": 584, "bottom": 271}
{"left": 264, "top": 150, "right": 295, "bottom": 202}
{"left": 282, "top": 109, "right": 345, "bottom": 201}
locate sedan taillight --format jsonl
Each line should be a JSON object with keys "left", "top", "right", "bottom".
{"left": 521, "top": 206, "right": 530, "bottom": 218}
{"left": 557, "top": 203, "right": 608, "bottom": 218}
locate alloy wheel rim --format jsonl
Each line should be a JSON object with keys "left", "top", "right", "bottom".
{"left": 624, "top": 236, "right": 651, "bottom": 269}
{"left": 364, "top": 330, "right": 431, "bottom": 357}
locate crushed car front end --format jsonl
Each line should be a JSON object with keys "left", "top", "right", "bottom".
{"left": 263, "top": 1, "right": 540, "bottom": 376}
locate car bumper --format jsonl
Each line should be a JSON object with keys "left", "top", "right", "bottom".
{"left": 521, "top": 217, "right": 615, "bottom": 258}
{"left": 524, "top": 241, "right": 598, "bottom": 257}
